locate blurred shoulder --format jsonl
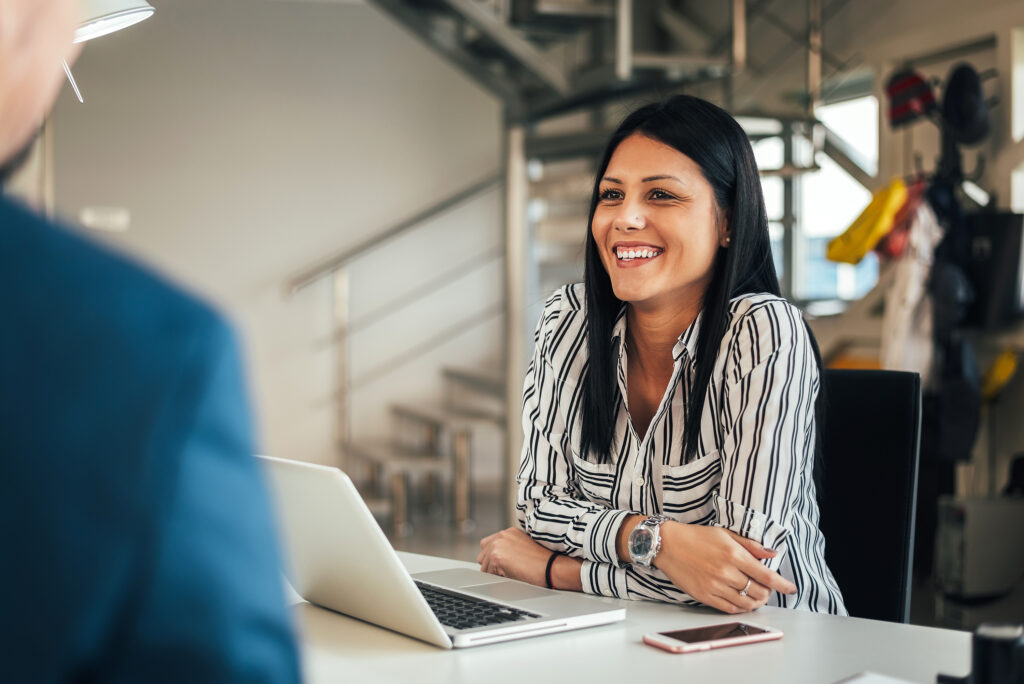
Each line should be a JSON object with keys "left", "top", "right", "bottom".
{"left": 0, "top": 196, "right": 235, "bottom": 372}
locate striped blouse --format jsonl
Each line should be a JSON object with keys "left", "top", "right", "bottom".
{"left": 515, "top": 283, "right": 847, "bottom": 615}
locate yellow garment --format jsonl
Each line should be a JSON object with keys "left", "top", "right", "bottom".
{"left": 827, "top": 178, "right": 908, "bottom": 264}
{"left": 981, "top": 348, "right": 1018, "bottom": 401}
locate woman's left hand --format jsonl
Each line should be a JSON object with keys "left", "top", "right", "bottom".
{"left": 477, "top": 527, "right": 552, "bottom": 586}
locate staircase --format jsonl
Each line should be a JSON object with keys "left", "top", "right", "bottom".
{"left": 348, "top": 366, "right": 506, "bottom": 535}
{"left": 366, "top": 0, "right": 746, "bottom": 120}
{"left": 286, "top": 173, "right": 510, "bottom": 536}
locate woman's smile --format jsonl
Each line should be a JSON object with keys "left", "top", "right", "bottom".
{"left": 613, "top": 241, "right": 665, "bottom": 267}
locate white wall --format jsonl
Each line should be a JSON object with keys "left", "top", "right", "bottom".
{"left": 52, "top": 0, "right": 502, "bottom": 467}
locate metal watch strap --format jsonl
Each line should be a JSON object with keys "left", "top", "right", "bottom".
{"left": 643, "top": 515, "right": 669, "bottom": 529}
{"left": 631, "top": 514, "right": 669, "bottom": 568}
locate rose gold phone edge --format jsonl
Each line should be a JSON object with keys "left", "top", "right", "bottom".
{"left": 642, "top": 625, "right": 783, "bottom": 653}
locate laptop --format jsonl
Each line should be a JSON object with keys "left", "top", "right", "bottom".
{"left": 258, "top": 455, "right": 625, "bottom": 649}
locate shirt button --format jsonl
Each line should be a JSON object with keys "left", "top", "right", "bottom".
{"left": 749, "top": 519, "right": 763, "bottom": 533}
{"left": 634, "top": 477, "right": 644, "bottom": 487}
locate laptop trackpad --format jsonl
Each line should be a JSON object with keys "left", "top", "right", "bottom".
{"left": 467, "top": 580, "right": 553, "bottom": 602}
{"left": 413, "top": 569, "right": 553, "bottom": 602}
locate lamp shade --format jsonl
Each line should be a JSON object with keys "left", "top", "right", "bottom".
{"left": 75, "top": 0, "right": 155, "bottom": 43}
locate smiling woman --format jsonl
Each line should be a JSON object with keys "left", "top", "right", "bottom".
{"left": 591, "top": 135, "right": 725, "bottom": 312}
{"left": 477, "top": 95, "right": 848, "bottom": 616}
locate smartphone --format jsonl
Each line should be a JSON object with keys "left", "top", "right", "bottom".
{"left": 643, "top": 622, "right": 783, "bottom": 654}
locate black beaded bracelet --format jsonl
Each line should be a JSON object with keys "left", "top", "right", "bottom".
{"left": 544, "top": 552, "right": 562, "bottom": 589}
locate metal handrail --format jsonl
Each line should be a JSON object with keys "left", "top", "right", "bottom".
{"left": 315, "top": 246, "right": 505, "bottom": 350}
{"left": 285, "top": 173, "right": 504, "bottom": 473}
{"left": 286, "top": 173, "right": 503, "bottom": 295}
{"left": 350, "top": 302, "right": 504, "bottom": 390}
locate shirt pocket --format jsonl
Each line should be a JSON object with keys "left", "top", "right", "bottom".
{"left": 659, "top": 451, "right": 722, "bottom": 523}
{"left": 571, "top": 454, "right": 617, "bottom": 507}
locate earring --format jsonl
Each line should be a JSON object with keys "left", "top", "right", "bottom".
{"left": 724, "top": 236, "right": 731, "bottom": 246}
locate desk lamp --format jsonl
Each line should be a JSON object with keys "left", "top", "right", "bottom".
{"left": 63, "top": 0, "right": 156, "bottom": 102}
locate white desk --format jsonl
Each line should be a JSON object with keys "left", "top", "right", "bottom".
{"left": 295, "top": 552, "right": 972, "bottom": 684}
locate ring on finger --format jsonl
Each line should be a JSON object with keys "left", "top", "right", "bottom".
{"left": 738, "top": 578, "right": 752, "bottom": 598}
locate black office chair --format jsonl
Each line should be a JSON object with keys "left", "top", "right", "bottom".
{"left": 818, "top": 369, "right": 922, "bottom": 623}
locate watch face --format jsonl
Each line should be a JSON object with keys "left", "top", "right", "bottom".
{"left": 630, "top": 526, "right": 654, "bottom": 559}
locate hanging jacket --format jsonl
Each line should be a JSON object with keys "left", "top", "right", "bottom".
{"left": 828, "top": 178, "right": 908, "bottom": 265}
{"left": 880, "top": 201, "right": 943, "bottom": 387}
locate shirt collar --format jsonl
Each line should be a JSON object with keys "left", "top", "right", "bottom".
{"left": 610, "top": 305, "right": 703, "bottom": 364}
{"left": 611, "top": 305, "right": 628, "bottom": 360}
{"left": 674, "top": 309, "right": 703, "bottom": 362}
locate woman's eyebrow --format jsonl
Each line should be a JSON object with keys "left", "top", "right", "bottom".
{"left": 602, "top": 175, "right": 685, "bottom": 184}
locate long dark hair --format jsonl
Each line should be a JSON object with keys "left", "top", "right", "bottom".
{"left": 580, "top": 95, "right": 826, "bottom": 479}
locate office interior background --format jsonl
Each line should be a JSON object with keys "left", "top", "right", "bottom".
{"left": 15, "top": 0, "right": 1024, "bottom": 631}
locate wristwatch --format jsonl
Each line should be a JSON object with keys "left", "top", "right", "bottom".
{"left": 628, "top": 514, "right": 669, "bottom": 568}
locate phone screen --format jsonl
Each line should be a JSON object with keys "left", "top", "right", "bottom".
{"left": 659, "top": 622, "right": 771, "bottom": 644}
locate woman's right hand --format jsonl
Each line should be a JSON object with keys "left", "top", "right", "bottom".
{"left": 654, "top": 522, "right": 797, "bottom": 614}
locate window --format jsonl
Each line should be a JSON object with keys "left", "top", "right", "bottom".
{"left": 752, "top": 96, "right": 880, "bottom": 302}
{"left": 753, "top": 138, "right": 786, "bottom": 283}
{"left": 801, "top": 151, "right": 876, "bottom": 300}
{"left": 804, "top": 96, "right": 879, "bottom": 301}
{"left": 817, "top": 96, "right": 879, "bottom": 175}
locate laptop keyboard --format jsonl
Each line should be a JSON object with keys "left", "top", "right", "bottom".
{"left": 414, "top": 581, "right": 541, "bottom": 631}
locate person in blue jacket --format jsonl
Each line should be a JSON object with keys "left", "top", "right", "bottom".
{"left": 0, "top": 3, "right": 302, "bottom": 681}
